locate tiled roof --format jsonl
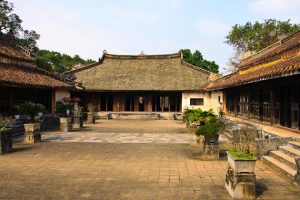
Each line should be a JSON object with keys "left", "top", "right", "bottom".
{"left": 207, "top": 55, "right": 300, "bottom": 90}
{"left": 207, "top": 30, "right": 300, "bottom": 90}
{"left": 0, "top": 63, "right": 74, "bottom": 89}
{"left": 239, "top": 30, "right": 300, "bottom": 69}
{"left": 0, "top": 43, "right": 35, "bottom": 62}
{"left": 65, "top": 52, "right": 215, "bottom": 91}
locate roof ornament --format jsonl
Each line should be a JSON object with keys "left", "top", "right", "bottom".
{"left": 103, "top": 50, "right": 107, "bottom": 54}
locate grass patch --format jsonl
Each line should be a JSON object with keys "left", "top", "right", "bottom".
{"left": 228, "top": 150, "right": 256, "bottom": 159}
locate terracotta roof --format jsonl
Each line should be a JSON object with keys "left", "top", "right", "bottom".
{"left": 239, "top": 30, "right": 300, "bottom": 69}
{"left": 65, "top": 51, "right": 215, "bottom": 91}
{"left": 207, "top": 55, "right": 300, "bottom": 90}
{"left": 0, "top": 43, "right": 35, "bottom": 63}
{"left": 0, "top": 63, "right": 74, "bottom": 89}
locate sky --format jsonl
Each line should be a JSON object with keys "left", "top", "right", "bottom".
{"left": 11, "top": 0, "right": 300, "bottom": 73}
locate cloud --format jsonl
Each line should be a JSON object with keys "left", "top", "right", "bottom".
{"left": 249, "top": 0, "right": 300, "bottom": 14}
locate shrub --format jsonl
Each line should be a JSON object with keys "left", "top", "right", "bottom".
{"left": 195, "top": 118, "right": 225, "bottom": 142}
{"left": 0, "top": 116, "right": 13, "bottom": 131}
{"left": 183, "top": 108, "right": 215, "bottom": 125}
{"left": 15, "top": 102, "right": 45, "bottom": 123}
{"left": 56, "top": 101, "right": 74, "bottom": 117}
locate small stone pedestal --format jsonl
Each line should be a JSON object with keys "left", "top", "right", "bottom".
{"left": 73, "top": 115, "right": 83, "bottom": 129}
{"left": 201, "top": 141, "right": 219, "bottom": 159}
{"left": 60, "top": 117, "right": 72, "bottom": 132}
{"left": 87, "top": 113, "right": 95, "bottom": 124}
{"left": 0, "top": 129, "right": 13, "bottom": 154}
{"left": 23, "top": 123, "right": 41, "bottom": 143}
{"left": 225, "top": 167, "right": 256, "bottom": 199}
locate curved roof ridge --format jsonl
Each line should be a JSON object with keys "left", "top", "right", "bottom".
{"left": 103, "top": 51, "right": 181, "bottom": 59}
{"left": 239, "top": 29, "right": 300, "bottom": 68}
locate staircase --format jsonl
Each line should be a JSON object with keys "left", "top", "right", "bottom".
{"left": 262, "top": 141, "right": 300, "bottom": 183}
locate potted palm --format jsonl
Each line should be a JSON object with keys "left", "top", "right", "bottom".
{"left": 87, "top": 103, "right": 96, "bottom": 124}
{"left": 0, "top": 116, "right": 13, "bottom": 154}
{"left": 56, "top": 101, "right": 73, "bottom": 132}
{"left": 15, "top": 102, "right": 45, "bottom": 143}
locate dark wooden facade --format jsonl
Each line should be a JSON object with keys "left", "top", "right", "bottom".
{"left": 224, "top": 75, "right": 300, "bottom": 131}
{"left": 72, "top": 91, "right": 182, "bottom": 112}
{"left": 0, "top": 86, "right": 55, "bottom": 115}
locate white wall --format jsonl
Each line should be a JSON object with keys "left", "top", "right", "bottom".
{"left": 55, "top": 90, "right": 70, "bottom": 102}
{"left": 182, "top": 91, "right": 223, "bottom": 114}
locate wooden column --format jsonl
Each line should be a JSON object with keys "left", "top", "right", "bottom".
{"left": 51, "top": 90, "right": 56, "bottom": 113}
{"left": 105, "top": 94, "right": 108, "bottom": 112}
{"left": 168, "top": 95, "right": 171, "bottom": 112}
{"left": 234, "top": 92, "right": 238, "bottom": 116}
{"left": 270, "top": 88, "right": 275, "bottom": 125}
{"left": 9, "top": 90, "right": 14, "bottom": 115}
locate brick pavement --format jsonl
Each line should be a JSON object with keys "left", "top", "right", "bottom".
{"left": 0, "top": 120, "right": 299, "bottom": 199}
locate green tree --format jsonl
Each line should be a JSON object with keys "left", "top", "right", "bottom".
{"left": 182, "top": 49, "right": 219, "bottom": 73}
{"left": 0, "top": 0, "right": 40, "bottom": 51}
{"left": 36, "top": 49, "right": 95, "bottom": 73}
{"left": 226, "top": 19, "right": 300, "bottom": 68}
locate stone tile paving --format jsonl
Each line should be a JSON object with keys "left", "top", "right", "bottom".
{"left": 1, "top": 120, "right": 300, "bottom": 199}
{"left": 0, "top": 142, "right": 299, "bottom": 199}
{"left": 41, "top": 120, "right": 227, "bottom": 144}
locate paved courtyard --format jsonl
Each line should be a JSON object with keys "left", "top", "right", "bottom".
{"left": 1, "top": 120, "right": 300, "bottom": 199}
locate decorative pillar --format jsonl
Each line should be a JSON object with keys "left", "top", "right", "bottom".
{"left": 24, "top": 123, "right": 41, "bottom": 143}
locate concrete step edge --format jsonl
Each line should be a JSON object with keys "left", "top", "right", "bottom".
{"left": 270, "top": 151, "right": 297, "bottom": 170}
{"left": 262, "top": 156, "right": 297, "bottom": 180}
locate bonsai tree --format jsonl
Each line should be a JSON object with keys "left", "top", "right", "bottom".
{"left": 0, "top": 116, "right": 13, "bottom": 131}
{"left": 56, "top": 101, "right": 74, "bottom": 117}
{"left": 15, "top": 102, "right": 45, "bottom": 123}
{"left": 195, "top": 116, "right": 225, "bottom": 143}
{"left": 87, "top": 103, "right": 95, "bottom": 114}
{"left": 229, "top": 125, "right": 258, "bottom": 158}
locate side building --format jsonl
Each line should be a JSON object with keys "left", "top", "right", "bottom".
{"left": 0, "top": 43, "right": 74, "bottom": 114}
{"left": 208, "top": 30, "right": 300, "bottom": 131}
{"left": 65, "top": 51, "right": 222, "bottom": 116}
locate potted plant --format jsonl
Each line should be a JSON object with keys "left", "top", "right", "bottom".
{"left": 87, "top": 103, "right": 96, "bottom": 124}
{"left": 56, "top": 101, "right": 73, "bottom": 132}
{"left": 0, "top": 116, "right": 13, "bottom": 154}
{"left": 225, "top": 125, "right": 257, "bottom": 199}
{"left": 227, "top": 125, "right": 257, "bottom": 173}
{"left": 195, "top": 117, "right": 225, "bottom": 144}
{"left": 73, "top": 106, "right": 83, "bottom": 129}
{"left": 195, "top": 115, "right": 225, "bottom": 159}
{"left": 15, "top": 101, "right": 45, "bottom": 143}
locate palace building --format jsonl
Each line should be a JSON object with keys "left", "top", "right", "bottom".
{"left": 65, "top": 51, "right": 222, "bottom": 116}
{"left": 207, "top": 30, "right": 300, "bottom": 131}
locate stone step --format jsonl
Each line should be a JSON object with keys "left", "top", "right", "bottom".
{"left": 262, "top": 156, "right": 297, "bottom": 181}
{"left": 279, "top": 146, "right": 300, "bottom": 158}
{"left": 288, "top": 141, "right": 300, "bottom": 151}
{"left": 270, "top": 151, "right": 297, "bottom": 170}
{"left": 222, "top": 131, "right": 232, "bottom": 141}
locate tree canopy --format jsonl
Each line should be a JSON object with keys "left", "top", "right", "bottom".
{"left": 0, "top": 0, "right": 95, "bottom": 73}
{"left": 182, "top": 49, "right": 219, "bottom": 73}
{"left": 36, "top": 50, "right": 95, "bottom": 73}
{"left": 225, "top": 19, "right": 300, "bottom": 68}
{"left": 0, "top": 0, "right": 39, "bottom": 51}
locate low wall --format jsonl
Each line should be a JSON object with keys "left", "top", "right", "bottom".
{"left": 255, "top": 137, "right": 292, "bottom": 158}
{"left": 96, "top": 112, "right": 182, "bottom": 120}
